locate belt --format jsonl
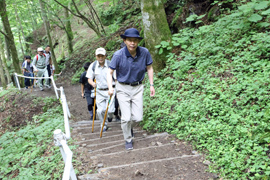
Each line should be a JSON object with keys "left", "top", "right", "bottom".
{"left": 99, "top": 85, "right": 115, "bottom": 91}
{"left": 119, "top": 81, "right": 142, "bottom": 86}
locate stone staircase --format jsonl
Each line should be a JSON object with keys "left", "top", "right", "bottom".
{"left": 71, "top": 121, "right": 217, "bottom": 180}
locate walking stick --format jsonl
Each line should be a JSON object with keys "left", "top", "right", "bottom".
{"left": 100, "top": 95, "right": 112, "bottom": 138}
{"left": 92, "top": 79, "right": 96, "bottom": 133}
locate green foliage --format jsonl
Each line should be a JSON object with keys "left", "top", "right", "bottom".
{"left": 71, "top": 67, "right": 85, "bottom": 84}
{"left": 0, "top": 103, "right": 76, "bottom": 179}
{"left": 98, "top": 3, "right": 125, "bottom": 26}
{"left": 0, "top": 86, "right": 17, "bottom": 98}
{"left": 144, "top": 0, "right": 270, "bottom": 179}
{"left": 97, "top": 0, "right": 140, "bottom": 26}
{"left": 105, "top": 40, "right": 117, "bottom": 51}
{"left": 171, "top": 7, "right": 183, "bottom": 26}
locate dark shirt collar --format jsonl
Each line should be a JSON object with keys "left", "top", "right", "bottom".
{"left": 124, "top": 46, "right": 141, "bottom": 58}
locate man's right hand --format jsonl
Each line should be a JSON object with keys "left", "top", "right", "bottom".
{"left": 108, "top": 88, "right": 114, "bottom": 96}
{"left": 92, "top": 82, "right": 96, "bottom": 88}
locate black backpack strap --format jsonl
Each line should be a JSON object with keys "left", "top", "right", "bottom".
{"left": 92, "top": 61, "right": 97, "bottom": 73}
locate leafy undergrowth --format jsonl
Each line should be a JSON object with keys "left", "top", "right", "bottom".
{"left": 0, "top": 89, "right": 58, "bottom": 135}
{"left": 143, "top": 1, "right": 270, "bottom": 179}
{"left": 0, "top": 90, "right": 77, "bottom": 179}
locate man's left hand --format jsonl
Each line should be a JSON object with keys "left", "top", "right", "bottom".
{"left": 150, "top": 86, "right": 155, "bottom": 97}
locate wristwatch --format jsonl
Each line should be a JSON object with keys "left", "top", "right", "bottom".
{"left": 150, "top": 84, "right": 154, "bottom": 86}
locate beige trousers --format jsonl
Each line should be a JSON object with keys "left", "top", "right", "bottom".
{"left": 96, "top": 89, "right": 115, "bottom": 128}
{"left": 116, "top": 81, "right": 144, "bottom": 142}
{"left": 37, "top": 68, "right": 49, "bottom": 89}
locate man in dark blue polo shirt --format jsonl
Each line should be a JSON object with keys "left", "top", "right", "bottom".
{"left": 107, "top": 28, "right": 155, "bottom": 150}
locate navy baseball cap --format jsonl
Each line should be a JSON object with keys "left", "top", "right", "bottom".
{"left": 120, "top": 28, "right": 143, "bottom": 39}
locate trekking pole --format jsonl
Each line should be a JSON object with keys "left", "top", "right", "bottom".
{"left": 100, "top": 95, "right": 112, "bottom": 138}
{"left": 92, "top": 79, "right": 96, "bottom": 133}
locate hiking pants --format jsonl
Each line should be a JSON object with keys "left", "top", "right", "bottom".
{"left": 85, "top": 93, "right": 94, "bottom": 111}
{"left": 116, "top": 82, "right": 144, "bottom": 143}
{"left": 96, "top": 89, "right": 115, "bottom": 128}
{"left": 37, "top": 67, "right": 49, "bottom": 89}
{"left": 42, "top": 64, "right": 51, "bottom": 85}
{"left": 24, "top": 72, "right": 34, "bottom": 87}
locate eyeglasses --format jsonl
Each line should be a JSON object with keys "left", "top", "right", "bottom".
{"left": 126, "top": 38, "right": 140, "bottom": 43}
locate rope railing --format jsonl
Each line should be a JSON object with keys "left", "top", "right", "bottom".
{"left": 14, "top": 73, "right": 59, "bottom": 99}
{"left": 14, "top": 73, "right": 77, "bottom": 180}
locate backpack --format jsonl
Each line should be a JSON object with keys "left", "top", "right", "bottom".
{"left": 36, "top": 53, "right": 46, "bottom": 61}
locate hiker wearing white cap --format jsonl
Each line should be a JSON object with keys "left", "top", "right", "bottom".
{"left": 32, "top": 47, "right": 50, "bottom": 91}
{"left": 86, "top": 48, "right": 116, "bottom": 132}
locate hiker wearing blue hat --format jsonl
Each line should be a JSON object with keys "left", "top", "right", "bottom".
{"left": 107, "top": 28, "right": 155, "bottom": 150}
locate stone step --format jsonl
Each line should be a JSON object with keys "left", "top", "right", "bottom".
{"left": 92, "top": 143, "right": 194, "bottom": 167}
{"left": 73, "top": 128, "right": 142, "bottom": 140}
{"left": 79, "top": 155, "right": 215, "bottom": 180}
{"left": 76, "top": 131, "right": 146, "bottom": 145}
{"left": 74, "top": 129, "right": 145, "bottom": 140}
{"left": 87, "top": 133, "right": 170, "bottom": 154}
{"left": 72, "top": 124, "right": 122, "bottom": 134}
{"left": 72, "top": 121, "right": 121, "bottom": 128}
{"left": 73, "top": 130, "right": 123, "bottom": 139}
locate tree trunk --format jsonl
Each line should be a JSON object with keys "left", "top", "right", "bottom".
{"left": 0, "top": 36, "right": 11, "bottom": 84}
{"left": 39, "top": 0, "right": 59, "bottom": 73}
{"left": 3, "top": 30, "right": 11, "bottom": 61}
{"left": 14, "top": 2, "right": 31, "bottom": 54}
{"left": 0, "top": 0, "right": 22, "bottom": 77}
{"left": 0, "top": 56, "right": 6, "bottom": 88}
{"left": 141, "top": 0, "right": 172, "bottom": 72}
{"left": 17, "top": 30, "right": 25, "bottom": 58}
{"left": 64, "top": 7, "right": 74, "bottom": 55}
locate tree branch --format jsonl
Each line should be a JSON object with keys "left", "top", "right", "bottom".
{"left": 88, "top": 0, "right": 106, "bottom": 34}
{"left": 0, "top": 29, "right": 10, "bottom": 40}
{"left": 52, "top": 0, "right": 82, "bottom": 18}
{"left": 42, "top": 0, "right": 67, "bottom": 32}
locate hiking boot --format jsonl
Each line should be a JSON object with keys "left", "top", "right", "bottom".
{"left": 45, "top": 85, "right": 51, "bottom": 89}
{"left": 115, "top": 116, "right": 121, "bottom": 122}
{"left": 125, "top": 140, "right": 133, "bottom": 150}
{"left": 131, "top": 128, "right": 134, "bottom": 138}
{"left": 108, "top": 118, "right": 112, "bottom": 122}
{"left": 102, "top": 126, "right": 108, "bottom": 132}
{"left": 40, "top": 88, "right": 44, "bottom": 91}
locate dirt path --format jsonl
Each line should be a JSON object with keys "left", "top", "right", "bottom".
{"left": 26, "top": 83, "right": 217, "bottom": 179}
{"left": 28, "top": 82, "right": 91, "bottom": 120}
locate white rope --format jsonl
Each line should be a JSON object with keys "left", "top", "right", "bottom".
{"left": 15, "top": 74, "right": 62, "bottom": 79}
{"left": 16, "top": 74, "right": 51, "bottom": 79}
